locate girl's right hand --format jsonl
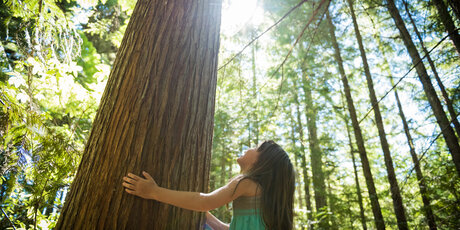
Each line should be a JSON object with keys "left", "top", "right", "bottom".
{"left": 122, "top": 171, "right": 159, "bottom": 199}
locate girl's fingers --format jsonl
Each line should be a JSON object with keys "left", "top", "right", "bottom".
{"left": 123, "top": 177, "right": 136, "bottom": 184}
{"left": 125, "top": 188, "right": 135, "bottom": 194}
{"left": 142, "top": 171, "right": 153, "bottom": 180}
{"left": 122, "top": 182, "right": 135, "bottom": 189}
{"left": 127, "top": 173, "right": 142, "bottom": 181}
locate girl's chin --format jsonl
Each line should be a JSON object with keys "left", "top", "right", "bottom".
{"left": 237, "top": 158, "right": 242, "bottom": 165}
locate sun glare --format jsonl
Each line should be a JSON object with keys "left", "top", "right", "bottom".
{"left": 221, "top": 0, "right": 264, "bottom": 35}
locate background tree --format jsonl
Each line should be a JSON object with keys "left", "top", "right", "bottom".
{"left": 346, "top": 0, "right": 408, "bottom": 228}
{"left": 326, "top": 8, "right": 385, "bottom": 230}
{"left": 386, "top": 0, "right": 460, "bottom": 175}
{"left": 431, "top": 0, "right": 460, "bottom": 54}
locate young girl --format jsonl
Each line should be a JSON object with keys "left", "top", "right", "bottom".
{"left": 122, "top": 140, "right": 295, "bottom": 230}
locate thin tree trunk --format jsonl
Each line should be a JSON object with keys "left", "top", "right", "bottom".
{"left": 229, "top": 148, "right": 233, "bottom": 179}
{"left": 350, "top": 147, "right": 368, "bottom": 230}
{"left": 347, "top": 204, "right": 355, "bottom": 230}
{"left": 346, "top": 0, "right": 408, "bottom": 228}
{"left": 251, "top": 35, "right": 259, "bottom": 145}
{"left": 377, "top": 37, "right": 438, "bottom": 230}
{"left": 432, "top": 0, "right": 460, "bottom": 54}
{"left": 220, "top": 142, "right": 226, "bottom": 186}
{"left": 342, "top": 103, "right": 367, "bottom": 230}
{"left": 56, "top": 0, "right": 222, "bottom": 229}
{"left": 386, "top": 0, "right": 460, "bottom": 175}
{"left": 218, "top": 141, "right": 226, "bottom": 218}
{"left": 370, "top": 11, "right": 439, "bottom": 227}
{"left": 237, "top": 62, "right": 250, "bottom": 150}
{"left": 326, "top": 9, "right": 386, "bottom": 230}
{"left": 288, "top": 108, "right": 304, "bottom": 210}
{"left": 393, "top": 76, "right": 438, "bottom": 230}
{"left": 404, "top": 0, "right": 460, "bottom": 138}
{"left": 44, "top": 188, "right": 58, "bottom": 216}
{"left": 247, "top": 112, "right": 252, "bottom": 147}
{"left": 327, "top": 175, "right": 338, "bottom": 230}
{"left": 300, "top": 73, "right": 329, "bottom": 229}
{"left": 293, "top": 78, "right": 314, "bottom": 229}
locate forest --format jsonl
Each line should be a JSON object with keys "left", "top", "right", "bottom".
{"left": 0, "top": 0, "right": 459, "bottom": 229}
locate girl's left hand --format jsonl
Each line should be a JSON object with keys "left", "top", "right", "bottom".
{"left": 122, "top": 171, "right": 158, "bottom": 199}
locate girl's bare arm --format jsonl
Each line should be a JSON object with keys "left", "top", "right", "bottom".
{"left": 122, "top": 171, "right": 247, "bottom": 212}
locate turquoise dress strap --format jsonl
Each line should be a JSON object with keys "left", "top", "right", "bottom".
{"left": 229, "top": 196, "right": 265, "bottom": 230}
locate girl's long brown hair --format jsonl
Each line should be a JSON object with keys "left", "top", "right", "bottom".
{"left": 237, "top": 140, "right": 295, "bottom": 230}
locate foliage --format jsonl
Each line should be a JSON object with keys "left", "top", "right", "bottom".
{"left": 0, "top": 0, "right": 130, "bottom": 228}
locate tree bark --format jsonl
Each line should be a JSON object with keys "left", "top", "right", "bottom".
{"left": 432, "top": 0, "right": 460, "bottom": 54}
{"left": 326, "top": 9, "right": 386, "bottom": 230}
{"left": 404, "top": 0, "right": 460, "bottom": 138}
{"left": 56, "top": 0, "right": 222, "bottom": 229}
{"left": 301, "top": 73, "right": 329, "bottom": 229}
{"left": 386, "top": 0, "right": 460, "bottom": 176}
{"left": 346, "top": 0, "right": 408, "bottom": 229}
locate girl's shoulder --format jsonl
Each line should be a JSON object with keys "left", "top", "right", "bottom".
{"left": 229, "top": 175, "right": 262, "bottom": 197}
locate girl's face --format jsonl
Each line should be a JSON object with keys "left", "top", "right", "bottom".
{"left": 237, "top": 148, "right": 260, "bottom": 173}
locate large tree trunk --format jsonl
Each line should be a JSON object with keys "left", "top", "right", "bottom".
{"left": 386, "top": 0, "right": 460, "bottom": 176}
{"left": 293, "top": 78, "right": 314, "bottom": 229}
{"left": 432, "top": 0, "right": 460, "bottom": 54}
{"left": 404, "top": 0, "right": 460, "bottom": 138}
{"left": 301, "top": 73, "right": 329, "bottom": 229}
{"left": 374, "top": 30, "right": 439, "bottom": 229}
{"left": 56, "top": 0, "right": 222, "bottom": 229}
{"left": 346, "top": 0, "right": 408, "bottom": 228}
{"left": 326, "top": 9, "right": 386, "bottom": 230}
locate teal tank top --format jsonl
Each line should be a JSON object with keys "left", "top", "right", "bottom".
{"left": 229, "top": 196, "right": 265, "bottom": 230}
